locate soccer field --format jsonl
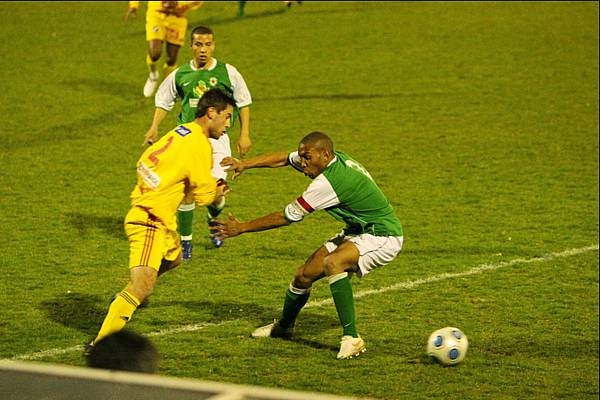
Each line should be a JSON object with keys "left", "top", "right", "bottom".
{"left": 0, "top": 1, "right": 598, "bottom": 399}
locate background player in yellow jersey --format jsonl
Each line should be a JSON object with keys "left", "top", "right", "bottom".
{"left": 125, "top": 1, "right": 204, "bottom": 97}
{"left": 87, "top": 88, "right": 234, "bottom": 351}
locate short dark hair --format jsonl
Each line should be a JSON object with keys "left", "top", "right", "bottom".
{"left": 87, "top": 330, "right": 159, "bottom": 374}
{"left": 190, "top": 25, "right": 214, "bottom": 41}
{"left": 300, "top": 131, "right": 334, "bottom": 153}
{"left": 195, "top": 88, "right": 236, "bottom": 118}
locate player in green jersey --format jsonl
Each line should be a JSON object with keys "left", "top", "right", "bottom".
{"left": 210, "top": 132, "right": 404, "bottom": 359}
{"left": 143, "top": 25, "right": 253, "bottom": 259}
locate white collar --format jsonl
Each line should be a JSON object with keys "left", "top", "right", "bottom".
{"left": 327, "top": 156, "right": 337, "bottom": 168}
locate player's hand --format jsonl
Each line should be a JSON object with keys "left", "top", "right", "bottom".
{"left": 143, "top": 127, "right": 159, "bottom": 146}
{"left": 215, "top": 179, "right": 231, "bottom": 198}
{"left": 220, "top": 157, "right": 244, "bottom": 180}
{"left": 209, "top": 213, "right": 243, "bottom": 240}
{"left": 124, "top": 7, "right": 137, "bottom": 22}
{"left": 237, "top": 136, "right": 252, "bottom": 158}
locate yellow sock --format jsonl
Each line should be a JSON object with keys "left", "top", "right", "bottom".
{"left": 163, "top": 63, "right": 176, "bottom": 78}
{"left": 94, "top": 290, "right": 141, "bottom": 344}
{"left": 146, "top": 55, "right": 159, "bottom": 77}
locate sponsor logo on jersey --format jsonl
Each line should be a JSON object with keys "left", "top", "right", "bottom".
{"left": 193, "top": 80, "right": 208, "bottom": 98}
{"left": 175, "top": 125, "right": 192, "bottom": 137}
{"left": 137, "top": 161, "right": 161, "bottom": 189}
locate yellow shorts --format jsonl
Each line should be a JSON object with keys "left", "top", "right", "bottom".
{"left": 124, "top": 206, "right": 181, "bottom": 270}
{"left": 145, "top": 10, "right": 188, "bottom": 46}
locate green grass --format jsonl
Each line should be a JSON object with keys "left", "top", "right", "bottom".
{"left": 0, "top": 1, "right": 598, "bottom": 399}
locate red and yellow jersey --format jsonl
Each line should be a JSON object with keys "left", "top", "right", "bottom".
{"left": 128, "top": 1, "right": 203, "bottom": 16}
{"left": 130, "top": 121, "right": 216, "bottom": 231}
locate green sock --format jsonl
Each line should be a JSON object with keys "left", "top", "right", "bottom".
{"left": 279, "top": 285, "right": 310, "bottom": 329}
{"left": 207, "top": 197, "right": 225, "bottom": 219}
{"left": 177, "top": 203, "right": 195, "bottom": 240}
{"left": 329, "top": 273, "right": 358, "bottom": 337}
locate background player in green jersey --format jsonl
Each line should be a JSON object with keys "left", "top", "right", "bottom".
{"left": 143, "top": 25, "right": 253, "bottom": 258}
{"left": 211, "top": 132, "right": 404, "bottom": 359}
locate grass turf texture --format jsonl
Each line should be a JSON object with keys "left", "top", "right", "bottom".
{"left": 0, "top": 1, "right": 598, "bottom": 399}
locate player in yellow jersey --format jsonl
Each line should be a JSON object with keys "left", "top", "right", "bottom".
{"left": 125, "top": 1, "right": 204, "bottom": 97}
{"left": 87, "top": 89, "right": 235, "bottom": 352}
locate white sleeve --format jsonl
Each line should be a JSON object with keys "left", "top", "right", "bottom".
{"left": 283, "top": 176, "right": 340, "bottom": 222}
{"left": 288, "top": 151, "right": 303, "bottom": 172}
{"left": 226, "top": 64, "right": 252, "bottom": 108}
{"left": 154, "top": 69, "right": 179, "bottom": 111}
{"left": 209, "top": 134, "right": 232, "bottom": 181}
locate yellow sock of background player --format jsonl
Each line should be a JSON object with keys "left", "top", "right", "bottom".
{"left": 144, "top": 55, "right": 160, "bottom": 97}
{"left": 93, "top": 290, "right": 141, "bottom": 344}
{"left": 146, "top": 54, "right": 159, "bottom": 79}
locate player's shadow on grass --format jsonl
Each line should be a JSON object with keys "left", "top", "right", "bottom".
{"left": 167, "top": 299, "right": 338, "bottom": 346}
{"left": 60, "top": 79, "right": 141, "bottom": 101}
{"left": 172, "top": 301, "right": 340, "bottom": 351}
{"left": 164, "top": 299, "right": 274, "bottom": 324}
{"left": 1, "top": 99, "right": 148, "bottom": 150}
{"left": 39, "top": 292, "right": 108, "bottom": 336}
{"left": 254, "top": 92, "right": 443, "bottom": 103}
{"left": 66, "top": 212, "right": 126, "bottom": 240}
{"left": 285, "top": 313, "right": 341, "bottom": 353}
{"left": 192, "top": 8, "right": 287, "bottom": 27}
{"left": 40, "top": 295, "right": 343, "bottom": 354}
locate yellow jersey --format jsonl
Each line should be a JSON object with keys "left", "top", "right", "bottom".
{"left": 130, "top": 122, "right": 216, "bottom": 231}
{"left": 128, "top": 1, "right": 203, "bottom": 16}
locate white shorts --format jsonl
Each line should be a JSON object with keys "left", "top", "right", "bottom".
{"left": 324, "top": 232, "right": 404, "bottom": 277}
{"left": 209, "top": 133, "right": 232, "bottom": 181}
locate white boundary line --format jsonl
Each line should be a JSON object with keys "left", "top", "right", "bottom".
{"left": 306, "top": 244, "right": 599, "bottom": 308}
{"left": 6, "top": 244, "right": 598, "bottom": 362}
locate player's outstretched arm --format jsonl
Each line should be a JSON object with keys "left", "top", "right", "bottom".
{"left": 210, "top": 211, "right": 290, "bottom": 239}
{"left": 236, "top": 107, "right": 251, "bottom": 157}
{"left": 143, "top": 108, "right": 169, "bottom": 145}
{"left": 124, "top": 5, "right": 137, "bottom": 22}
{"left": 220, "top": 151, "right": 289, "bottom": 179}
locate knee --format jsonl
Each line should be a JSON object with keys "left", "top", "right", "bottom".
{"left": 166, "top": 55, "right": 177, "bottom": 66}
{"left": 139, "top": 283, "right": 154, "bottom": 301}
{"left": 181, "top": 194, "right": 195, "bottom": 205}
{"left": 129, "top": 277, "right": 155, "bottom": 301}
{"left": 148, "top": 51, "right": 161, "bottom": 62}
{"left": 323, "top": 255, "right": 343, "bottom": 277}
{"left": 292, "top": 268, "right": 313, "bottom": 289}
{"left": 158, "top": 257, "right": 181, "bottom": 276}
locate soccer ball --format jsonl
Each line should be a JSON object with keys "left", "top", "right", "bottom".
{"left": 427, "top": 327, "right": 469, "bottom": 366}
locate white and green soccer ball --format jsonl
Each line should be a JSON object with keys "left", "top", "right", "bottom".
{"left": 427, "top": 327, "right": 469, "bottom": 366}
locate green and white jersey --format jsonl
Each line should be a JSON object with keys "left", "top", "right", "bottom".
{"left": 284, "top": 151, "right": 403, "bottom": 237}
{"left": 155, "top": 57, "right": 252, "bottom": 125}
